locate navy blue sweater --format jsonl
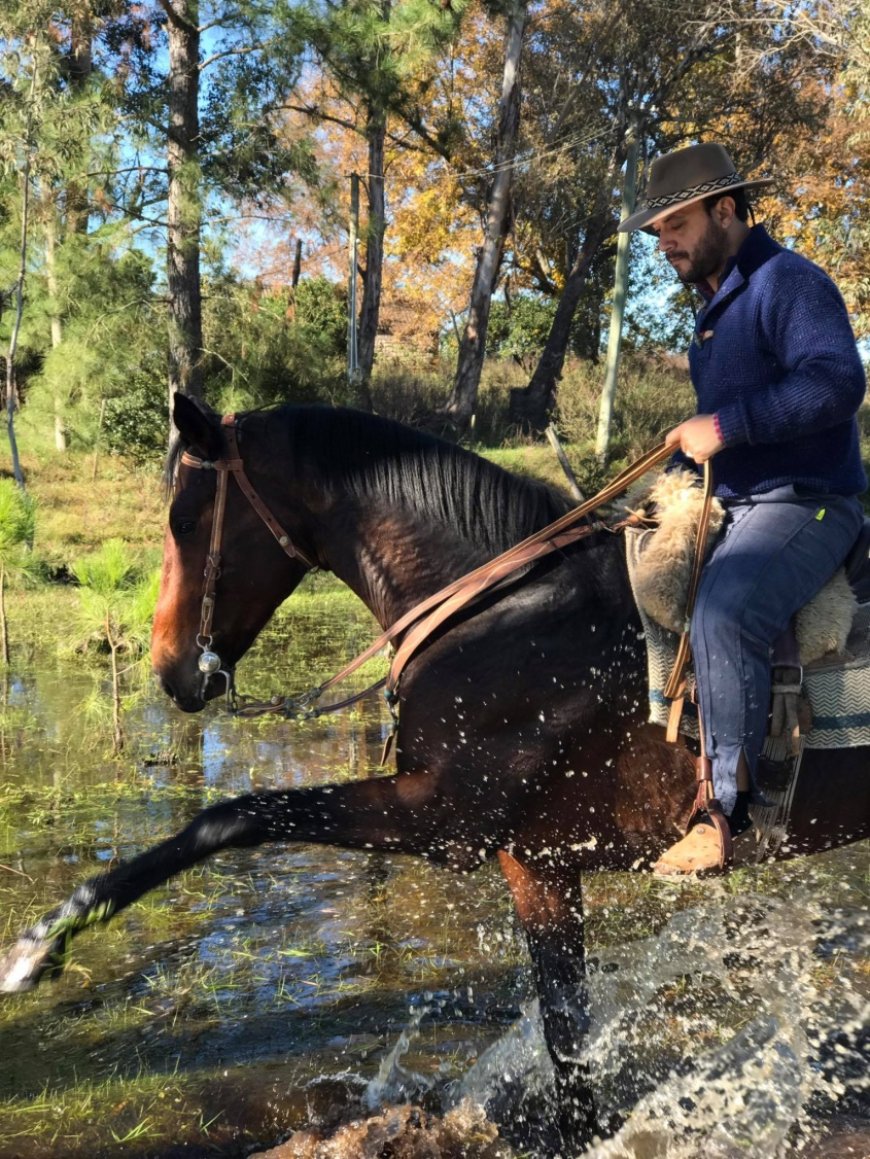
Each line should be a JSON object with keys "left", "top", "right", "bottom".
{"left": 686, "top": 225, "right": 867, "bottom": 499}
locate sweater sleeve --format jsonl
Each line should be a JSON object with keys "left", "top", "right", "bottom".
{"left": 714, "top": 261, "right": 867, "bottom": 447}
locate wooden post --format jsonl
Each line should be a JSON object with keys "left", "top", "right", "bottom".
{"left": 596, "top": 124, "right": 640, "bottom": 464}
{"left": 347, "top": 173, "right": 361, "bottom": 386}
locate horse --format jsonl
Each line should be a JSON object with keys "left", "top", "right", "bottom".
{"left": 2, "top": 393, "right": 868, "bottom": 1148}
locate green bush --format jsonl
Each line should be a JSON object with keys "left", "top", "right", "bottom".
{"left": 203, "top": 274, "right": 350, "bottom": 411}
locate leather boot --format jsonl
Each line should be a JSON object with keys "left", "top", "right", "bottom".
{"left": 652, "top": 816, "right": 729, "bottom": 876}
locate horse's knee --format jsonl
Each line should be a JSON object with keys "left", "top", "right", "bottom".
{"left": 184, "top": 795, "right": 267, "bottom": 854}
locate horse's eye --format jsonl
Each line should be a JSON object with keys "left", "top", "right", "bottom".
{"left": 174, "top": 519, "right": 197, "bottom": 536}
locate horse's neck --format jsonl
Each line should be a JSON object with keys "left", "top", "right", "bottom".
{"left": 320, "top": 501, "right": 494, "bottom": 629}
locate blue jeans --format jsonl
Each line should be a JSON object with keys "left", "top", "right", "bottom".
{"left": 690, "top": 488, "right": 864, "bottom": 815}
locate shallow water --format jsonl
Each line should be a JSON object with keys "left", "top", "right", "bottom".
{"left": 0, "top": 596, "right": 867, "bottom": 1158}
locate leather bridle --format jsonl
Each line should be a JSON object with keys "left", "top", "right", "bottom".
{"left": 178, "top": 413, "right": 316, "bottom": 702}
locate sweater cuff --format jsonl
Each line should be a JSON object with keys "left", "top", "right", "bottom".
{"left": 714, "top": 402, "right": 749, "bottom": 447}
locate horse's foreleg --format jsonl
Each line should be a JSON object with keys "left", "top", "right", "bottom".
{"left": 0, "top": 774, "right": 486, "bottom": 994}
{"left": 497, "top": 849, "right": 597, "bottom": 1148}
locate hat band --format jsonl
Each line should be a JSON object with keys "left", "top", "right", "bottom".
{"left": 645, "top": 172, "right": 746, "bottom": 212}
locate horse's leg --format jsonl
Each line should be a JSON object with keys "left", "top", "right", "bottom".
{"left": 0, "top": 774, "right": 498, "bottom": 993}
{"left": 497, "top": 849, "right": 597, "bottom": 1148}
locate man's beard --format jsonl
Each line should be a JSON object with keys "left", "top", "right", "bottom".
{"left": 670, "top": 217, "right": 730, "bottom": 285}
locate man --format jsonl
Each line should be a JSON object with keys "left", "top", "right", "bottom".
{"left": 619, "top": 142, "right": 867, "bottom": 873}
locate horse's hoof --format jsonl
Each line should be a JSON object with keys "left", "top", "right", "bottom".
{"left": 0, "top": 936, "right": 61, "bottom": 994}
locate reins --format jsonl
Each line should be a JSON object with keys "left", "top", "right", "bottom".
{"left": 180, "top": 415, "right": 726, "bottom": 855}
{"left": 189, "top": 432, "right": 676, "bottom": 721}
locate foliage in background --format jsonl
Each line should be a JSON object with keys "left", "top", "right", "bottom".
{"left": 21, "top": 242, "right": 165, "bottom": 452}
{"left": 0, "top": 0, "right": 867, "bottom": 456}
{"left": 203, "top": 274, "right": 349, "bottom": 412}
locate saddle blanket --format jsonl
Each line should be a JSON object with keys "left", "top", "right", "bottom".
{"left": 625, "top": 530, "right": 870, "bottom": 750}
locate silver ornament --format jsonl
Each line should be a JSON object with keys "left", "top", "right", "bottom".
{"left": 198, "top": 650, "right": 222, "bottom": 675}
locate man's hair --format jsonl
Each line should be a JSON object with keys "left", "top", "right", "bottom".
{"left": 703, "top": 188, "right": 751, "bottom": 223}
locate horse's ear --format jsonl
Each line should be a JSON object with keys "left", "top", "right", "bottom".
{"left": 172, "top": 392, "right": 223, "bottom": 459}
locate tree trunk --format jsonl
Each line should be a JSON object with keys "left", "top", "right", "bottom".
{"left": 43, "top": 212, "right": 68, "bottom": 452}
{"left": 166, "top": 0, "right": 203, "bottom": 402}
{"left": 0, "top": 566, "right": 8, "bottom": 667}
{"left": 356, "top": 101, "right": 386, "bottom": 404}
{"left": 445, "top": 0, "right": 527, "bottom": 430}
{"left": 509, "top": 204, "right": 614, "bottom": 432}
{"left": 596, "top": 127, "right": 640, "bottom": 462}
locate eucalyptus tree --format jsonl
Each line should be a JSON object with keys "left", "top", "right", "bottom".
{"left": 444, "top": 0, "right": 528, "bottom": 429}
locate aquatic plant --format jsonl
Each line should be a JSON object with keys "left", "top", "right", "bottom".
{"left": 71, "top": 539, "right": 158, "bottom": 750}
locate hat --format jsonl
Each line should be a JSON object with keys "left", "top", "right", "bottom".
{"left": 618, "top": 143, "right": 773, "bottom": 233}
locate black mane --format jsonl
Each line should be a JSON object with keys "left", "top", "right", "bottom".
{"left": 269, "top": 405, "right": 573, "bottom": 557}
{"left": 166, "top": 403, "right": 574, "bottom": 557}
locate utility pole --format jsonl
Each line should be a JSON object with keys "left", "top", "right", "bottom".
{"left": 347, "top": 172, "right": 361, "bottom": 387}
{"left": 596, "top": 122, "right": 640, "bottom": 463}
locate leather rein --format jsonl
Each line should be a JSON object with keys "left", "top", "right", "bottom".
{"left": 180, "top": 416, "right": 676, "bottom": 720}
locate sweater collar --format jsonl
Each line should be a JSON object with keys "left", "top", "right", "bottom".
{"left": 694, "top": 224, "right": 781, "bottom": 313}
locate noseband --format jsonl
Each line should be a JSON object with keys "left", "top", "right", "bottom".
{"left": 179, "top": 413, "right": 316, "bottom": 702}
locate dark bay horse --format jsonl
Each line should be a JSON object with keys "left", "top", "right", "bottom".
{"left": 2, "top": 394, "right": 868, "bottom": 1145}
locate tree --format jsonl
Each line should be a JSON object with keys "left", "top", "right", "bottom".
{"left": 162, "top": 0, "right": 204, "bottom": 400}
{"left": 72, "top": 539, "right": 155, "bottom": 751}
{"left": 444, "top": 0, "right": 528, "bottom": 429}
{"left": 503, "top": 0, "right": 843, "bottom": 430}
{"left": 289, "top": 0, "right": 468, "bottom": 391}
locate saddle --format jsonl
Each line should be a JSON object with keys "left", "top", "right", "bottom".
{"left": 624, "top": 476, "right": 870, "bottom": 751}
{"left": 625, "top": 483, "right": 870, "bottom": 865}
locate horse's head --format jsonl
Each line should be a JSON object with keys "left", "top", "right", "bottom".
{"left": 152, "top": 394, "right": 313, "bottom": 712}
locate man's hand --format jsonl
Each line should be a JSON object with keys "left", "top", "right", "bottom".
{"left": 665, "top": 415, "right": 725, "bottom": 463}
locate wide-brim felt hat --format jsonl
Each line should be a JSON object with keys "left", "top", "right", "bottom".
{"left": 618, "top": 143, "right": 774, "bottom": 233}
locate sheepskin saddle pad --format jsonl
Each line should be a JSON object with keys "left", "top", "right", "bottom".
{"left": 624, "top": 470, "right": 870, "bottom": 750}
{"left": 624, "top": 469, "right": 858, "bottom": 661}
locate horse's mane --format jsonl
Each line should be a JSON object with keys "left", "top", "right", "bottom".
{"left": 269, "top": 406, "right": 573, "bottom": 556}
{"left": 167, "top": 403, "right": 574, "bottom": 557}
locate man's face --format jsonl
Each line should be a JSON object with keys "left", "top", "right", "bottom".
{"left": 653, "top": 201, "right": 730, "bottom": 286}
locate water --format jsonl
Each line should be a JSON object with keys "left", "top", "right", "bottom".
{"left": 0, "top": 598, "right": 867, "bottom": 1157}
{"left": 458, "top": 883, "right": 869, "bottom": 1157}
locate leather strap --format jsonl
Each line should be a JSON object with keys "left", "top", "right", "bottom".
{"left": 234, "top": 438, "right": 676, "bottom": 719}
{"left": 685, "top": 698, "right": 733, "bottom": 866}
{"left": 181, "top": 415, "right": 317, "bottom": 570}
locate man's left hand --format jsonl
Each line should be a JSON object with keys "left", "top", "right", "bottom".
{"left": 665, "top": 415, "right": 725, "bottom": 463}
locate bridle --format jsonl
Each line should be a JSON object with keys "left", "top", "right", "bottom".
{"left": 179, "top": 413, "right": 317, "bottom": 703}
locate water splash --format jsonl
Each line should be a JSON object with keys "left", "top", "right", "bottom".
{"left": 363, "top": 1001, "right": 436, "bottom": 1111}
{"left": 456, "top": 889, "right": 868, "bottom": 1157}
